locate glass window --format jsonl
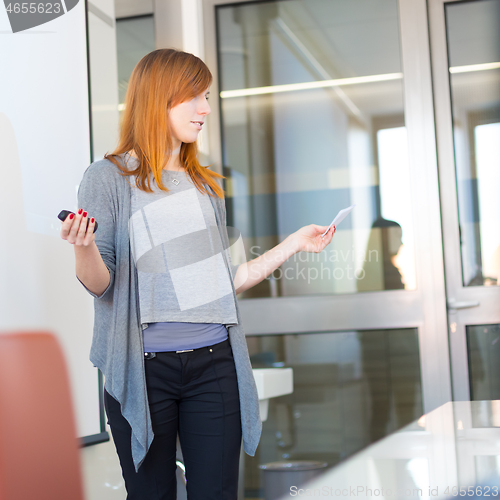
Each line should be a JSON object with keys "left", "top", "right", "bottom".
{"left": 245, "top": 328, "right": 422, "bottom": 498}
{"left": 467, "top": 324, "right": 500, "bottom": 401}
{"left": 475, "top": 455, "right": 500, "bottom": 484}
{"left": 445, "top": 0, "right": 500, "bottom": 287}
{"left": 116, "top": 15, "right": 156, "bottom": 114}
{"left": 217, "top": 0, "right": 416, "bottom": 299}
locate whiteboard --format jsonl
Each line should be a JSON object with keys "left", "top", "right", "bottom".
{"left": 0, "top": 0, "right": 104, "bottom": 440}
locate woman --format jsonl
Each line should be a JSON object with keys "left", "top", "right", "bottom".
{"left": 60, "top": 49, "right": 336, "bottom": 499}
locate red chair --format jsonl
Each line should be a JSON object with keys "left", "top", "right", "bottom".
{"left": 0, "top": 332, "right": 84, "bottom": 500}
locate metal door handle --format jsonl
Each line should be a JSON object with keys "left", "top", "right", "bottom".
{"left": 447, "top": 300, "right": 480, "bottom": 310}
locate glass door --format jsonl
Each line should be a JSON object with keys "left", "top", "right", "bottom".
{"left": 201, "top": 0, "right": 452, "bottom": 496}
{"left": 429, "top": 0, "right": 500, "bottom": 402}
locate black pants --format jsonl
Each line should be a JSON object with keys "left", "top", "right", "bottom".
{"left": 104, "top": 338, "right": 242, "bottom": 500}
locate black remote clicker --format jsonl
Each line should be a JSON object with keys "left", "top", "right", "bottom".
{"left": 57, "top": 210, "right": 98, "bottom": 233}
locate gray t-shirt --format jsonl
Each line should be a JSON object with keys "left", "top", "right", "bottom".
{"left": 129, "top": 161, "right": 238, "bottom": 330}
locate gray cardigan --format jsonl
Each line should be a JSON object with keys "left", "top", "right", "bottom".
{"left": 77, "top": 156, "right": 262, "bottom": 471}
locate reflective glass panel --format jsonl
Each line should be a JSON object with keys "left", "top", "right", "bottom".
{"left": 475, "top": 456, "right": 500, "bottom": 484}
{"left": 245, "top": 328, "right": 422, "bottom": 498}
{"left": 446, "top": 0, "right": 500, "bottom": 287}
{"left": 216, "top": 0, "right": 416, "bottom": 299}
{"left": 116, "top": 15, "right": 155, "bottom": 112}
{"left": 467, "top": 324, "right": 500, "bottom": 401}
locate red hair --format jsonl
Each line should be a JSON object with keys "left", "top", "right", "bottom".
{"left": 105, "top": 49, "right": 224, "bottom": 198}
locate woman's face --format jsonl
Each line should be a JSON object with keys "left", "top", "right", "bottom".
{"left": 168, "top": 89, "right": 211, "bottom": 148}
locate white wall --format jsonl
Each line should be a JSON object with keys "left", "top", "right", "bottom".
{"left": 0, "top": 0, "right": 125, "bottom": 497}
{"left": 0, "top": 0, "right": 99, "bottom": 439}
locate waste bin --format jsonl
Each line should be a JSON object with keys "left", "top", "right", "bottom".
{"left": 258, "top": 461, "right": 328, "bottom": 500}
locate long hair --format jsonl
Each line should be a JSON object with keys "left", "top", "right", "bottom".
{"left": 105, "top": 49, "right": 224, "bottom": 198}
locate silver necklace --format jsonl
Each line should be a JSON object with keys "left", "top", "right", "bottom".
{"left": 170, "top": 166, "right": 183, "bottom": 186}
{"left": 127, "top": 152, "right": 182, "bottom": 185}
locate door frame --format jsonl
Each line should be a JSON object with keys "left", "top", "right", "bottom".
{"left": 428, "top": 0, "right": 500, "bottom": 401}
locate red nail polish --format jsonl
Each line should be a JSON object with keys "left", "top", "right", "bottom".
{"left": 78, "top": 208, "right": 83, "bottom": 215}
{"left": 69, "top": 214, "right": 74, "bottom": 220}
{"left": 82, "top": 211, "right": 88, "bottom": 218}
{"left": 90, "top": 217, "right": 95, "bottom": 223}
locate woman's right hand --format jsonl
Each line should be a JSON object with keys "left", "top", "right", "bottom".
{"left": 60, "top": 208, "right": 96, "bottom": 247}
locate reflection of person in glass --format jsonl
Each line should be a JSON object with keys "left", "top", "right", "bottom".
{"left": 358, "top": 218, "right": 418, "bottom": 443}
{"left": 358, "top": 218, "right": 404, "bottom": 292}
{"left": 59, "top": 49, "right": 338, "bottom": 499}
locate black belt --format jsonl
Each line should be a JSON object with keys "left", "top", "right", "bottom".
{"left": 144, "top": 338, "right": 229, "bottom": 359}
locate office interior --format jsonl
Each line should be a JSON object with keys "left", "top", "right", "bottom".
{"left": 1, "top": 0, "right": 499, "bottom": 498}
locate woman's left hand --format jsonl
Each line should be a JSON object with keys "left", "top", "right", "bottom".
{"left": 290, "top": 224, "right": 336, "bottom": 254}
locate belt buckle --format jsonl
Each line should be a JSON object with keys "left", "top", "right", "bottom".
{"left": 176, "top": 349, "right": 194, "bottom": 354}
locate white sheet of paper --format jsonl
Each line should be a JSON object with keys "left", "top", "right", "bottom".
{"left": 321, "top": 204, "right": 356, "bottom": 237}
